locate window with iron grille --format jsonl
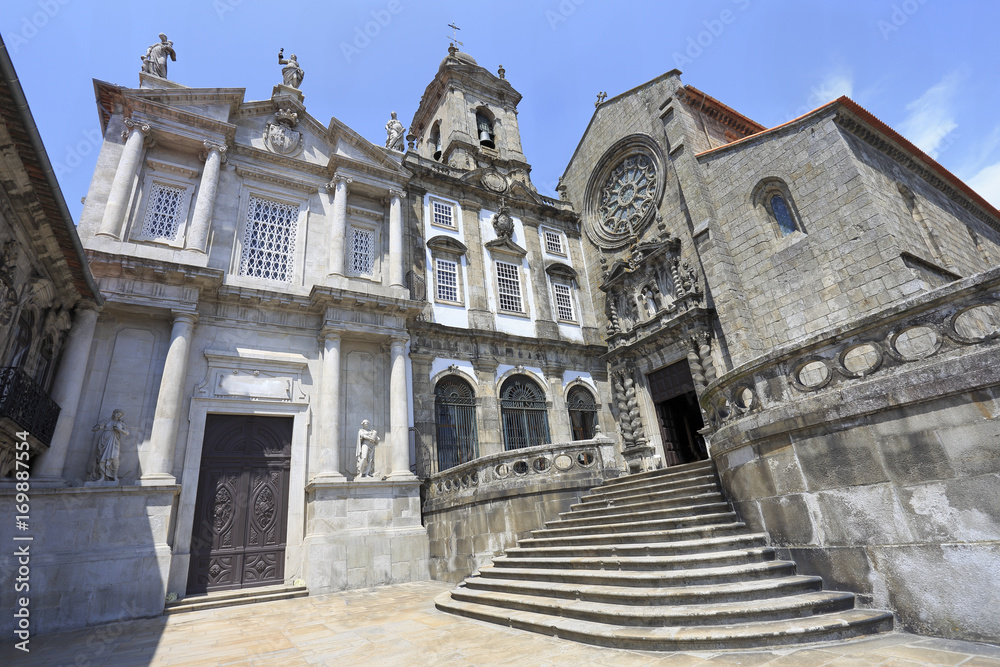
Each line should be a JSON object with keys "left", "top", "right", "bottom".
{"left": 553, "top": 283, "right": 575, "bottom": 321}
{"left": 567, "top": 385, "right": 598, "bottom": 440}
{"left": 238, "top": 196, "right": 299, "bottom": 282}
{"left": 544, "top": 230, "right": 564, "bottom": 255}
{"left": 350, "top": 227, "right": 376, "bottom": 276}
{"left": 500, "top": 375, "right": 550, "bottom": 450}
{"left": 432, "top": 200, "right": 454, "bottom": 228}
{"left": 139, "top": 182, "right": 186, "bottom": 241}
{"left": 436, "top": 258, "right": 458, "bottom": 302}
{"left": 435, "top": 377, "right": 478, "bottom": 471}
{"left": 496, "top": 261, "right": 523, "bottom": 313}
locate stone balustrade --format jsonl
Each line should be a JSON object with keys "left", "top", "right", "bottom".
{"left": 425, "top": 437, "right": 614, "bottom": 505}
{"left": 701, "top": 266, "right": 1000, "bottom": 447}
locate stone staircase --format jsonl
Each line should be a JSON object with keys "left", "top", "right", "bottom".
{"left": 435, "top": 459, "right": 893, "bottom": 651}
{"left": 164, "top": 583, "right": 308, "bottom": 614}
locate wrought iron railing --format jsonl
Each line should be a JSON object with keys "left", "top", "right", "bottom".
{"left": 0, "top": 366, "right": 61, "bottom": 445}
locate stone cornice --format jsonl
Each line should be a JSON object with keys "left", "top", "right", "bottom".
{"left": 234, "top": 162, "right": 320, "bottom": 193}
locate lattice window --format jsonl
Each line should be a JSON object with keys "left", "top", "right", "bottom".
{"left": 238, "top": 196, "right": 299, "bottom": 282}
{"left": 544, "top": 230, "right": 564, "bottom": 255}
{"left": 435, "top": 377, "right": 478, "bottom": 471}
{"left": 553, "top": 283, "right": 575, "bottom": 321}
{"left": 500, "top": 375, "right": 550, "bottom": 450}
{"left": 140, "top": 183, "right": 185, "bottom": 240}
{"left": 432, "top": 201, "right": 454, "bottom": 228}
{"left": 350, "top": 227, "right": 376, "bottom": 276}
{"left": 496, "top": 261, "right": 523, "bottom": 313}
{"left": 436, "top": 259, "right": 458, "bottom": 302}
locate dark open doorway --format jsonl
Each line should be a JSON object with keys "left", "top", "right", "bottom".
{"left": 647, "top": 360, "right": 707, "bottom": 466}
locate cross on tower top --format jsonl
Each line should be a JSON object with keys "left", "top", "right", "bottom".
{"left": 447, "top": 22, "right": 463, "bottom": 48}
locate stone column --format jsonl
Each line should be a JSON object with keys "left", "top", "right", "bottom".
{"left": 313, "top": 327, "right": 346, "bottom": 482}
{"left": 97, "top": 119, "right": 151, "bottom": 239}
{"left": 543, "top": 364, "right": 570, "bottom": 442}
{"left": 387, "top": 189, "right": 405, "bottom": 289}
{"left": 387, "top": 336, "right": 413, "bottom": 478}
{"left": 472, "top": 357, "right": 501, "bottom": 456}
{"left": 327, "top": 175, "right": 352, "bottom": 276}
{"left": 140, "top": 311, "right": 197, "bottom": 485}
{"left": 32, "top": 302, "right": 101, "bottom": 484}
{"left": 185, "top": 141, "right": 228, "bottom": 253}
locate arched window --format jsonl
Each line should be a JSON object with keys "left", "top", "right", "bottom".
{"left": 770, "top": 194, "right": 797, "bottom": 236}
{"left": 500, "top": 375, "right": 550, "bottom": 450}
{"left": 475, "top": 110, "right": 495, "bottom": 149}
{"left": 567, "top": 386, "right": 598, "bottom": 440}
{"left": 429, "top": 122, "right": 442, "bottom": 161}
{"left": 435, "top": 376, "right": 478, "bottom": 471}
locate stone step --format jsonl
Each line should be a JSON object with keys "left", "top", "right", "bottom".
{"left": 506, "top": 533, "right": 771, "bottom": 560}
{"left": 594, "top": 460, "right": 717, "bottom": 494}
{"left": 574, "top": 482, "right": 725, "bottom": 513}
{"left": 580, "top": 474, "right": 721, "bottom": 505}
{"left": 518, "top": 521, "right": 750, "bottom": 548}
{"left": 492, "top": 546, "right": 775, "bottom": 572}
{"left": 436, "top": 593, "right": 894, "bottom": 651}
{"left": 448, "top": 587, "right": 857, "bottom": 627}
{"left": 164, "top": 584, "right": 308, "bottom": 614}
{"left": 475, "top": 559, "right": 798, "bottom": 588}
{"left": 546, "top": 501, "right": 732, "bottom": 530}
{"left": 564, "top": 490, "right": 725, "bottom": 519}
{"left": 462, "top": 574, "right": 827, "bottom": 606}
{"left": 531, "top": 511, "right": 739, "bottom": 539}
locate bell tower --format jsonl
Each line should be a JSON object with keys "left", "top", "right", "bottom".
{"left": 408, "top": 44, "right": 532, "bottom": 186}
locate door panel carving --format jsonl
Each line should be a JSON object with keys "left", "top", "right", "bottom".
{"left": 188, "top": 415, "right": 292, "bottom": 594}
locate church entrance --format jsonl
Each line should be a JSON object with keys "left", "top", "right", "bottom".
{"left": 647, "top": 361, "right": 707, "bottom": 466}
{"left": 187, "top": 415, "right": 292, "bottom": 595}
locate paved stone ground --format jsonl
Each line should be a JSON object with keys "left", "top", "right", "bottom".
{"left": 3, "top": 581, "right": 1000, "bottom": 666}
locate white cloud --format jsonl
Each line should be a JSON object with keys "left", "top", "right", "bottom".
{"left": 898, "top": 71, "right": 964, "bottom": 159}
{"left": 968, "top": 162, "right": 1000, "bottom": 208}
{"left": 808, "top": 70, "right": 854, "bottom": 106}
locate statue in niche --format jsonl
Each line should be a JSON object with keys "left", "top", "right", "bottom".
{"left": 385, "top": 112, "right": 405, "bottom": 151}
{"left": 90, "top": 409, "right": 128, "bottom": 483}
{"left": 355, "top": 420, "right": 380, "bottom": 478}
{"left": 277, "top": 48, "right": 304, "bottom": 88}
{"left": 140, "top": 33, "right": 176, "bottom": 79}
{"left": 641, "top": 286, "right": 658, "bottom": 319}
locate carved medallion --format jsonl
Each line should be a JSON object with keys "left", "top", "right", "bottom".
{"left": 481, "top": 170, "right": 508, "bottom": 194}
{"left": 212, "top": 486, "right": 233, "bottom": 532}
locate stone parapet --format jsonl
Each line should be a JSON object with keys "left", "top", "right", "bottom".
{"left": 423, "top": 438, "right": 616, "bottom": 583}
{"left": 702, "top": 266, "right": 1000, "bottom": 642}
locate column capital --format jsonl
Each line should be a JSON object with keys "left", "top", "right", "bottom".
{"left": 199, "top": 140, "right": 229, "bottom": 164}
{"left": 121, "top": 117, "right": 151, "bottom": 138}
{"left": 326, "top": 174, "right": 353, "bottom": 192}
{"left": 170, "top": 310, "right": 199, "bottom": 327}
{"left": 388, "top": 334, "right": 409, "bottom": 348}
{"left": 387, "top": 188, "right": 406, "bottom": 200}
{"left": 458, "top": 198, "right": 482, "bottom": 212}
{"left": 73, "top": 299, "right": 102, "bottom": 315}
{"left": 320, "top": 324, "right": 344, "bottom": 342}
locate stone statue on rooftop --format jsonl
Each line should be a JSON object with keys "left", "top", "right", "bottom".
{"left": 278, "top": 48, "right": 304, "bottom": 88}
{"left": 141, "top": 33, "right": 176, "bottom": 79}
{"left": 90, "top": 409, "right": 128, "bottom": 483}
{"left": 385, "top": 112, "right": 405, "bottom": 151}
{"left": 355, "top": 419, "right": 380, "bottom": 478}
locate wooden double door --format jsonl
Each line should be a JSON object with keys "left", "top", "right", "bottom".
{"left": 187, "top": 415, "right": 292, "bottom": 594}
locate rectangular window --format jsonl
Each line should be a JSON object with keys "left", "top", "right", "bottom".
{"left": 350, "top": 227, "right": 376, "bottom": 276}
{"left": 238, "top": 195, "right": 299, "bottom": 282}
{"left": 544, "top": 230, "right": 564, "bottom": 255}
{"left": 553, "top": 283, "right": 575, "bottom": 321}
{"left": 140, "top": 182, "right": 185, "bottom": 241}
{"left": 432, "top": 201, "right": 454, "bottom": 228}
{"left": 436, "top": 259, "right": 458, "bottom": 302}
{"left": 496, "top": 261, "right": 523, "bottom": 313}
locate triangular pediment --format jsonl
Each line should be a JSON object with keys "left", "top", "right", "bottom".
{"left": 484, "top": 237, "right": 527, "bottom": 258}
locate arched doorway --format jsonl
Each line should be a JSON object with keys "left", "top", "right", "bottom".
{"left": 500, "top": 375, "right": 550, "bottom": 450}
{"left": 434, "top": 376, "right": 478, "bottom": 471}
{"left": 567, "top": 385, "right": 598, "bottom": 440}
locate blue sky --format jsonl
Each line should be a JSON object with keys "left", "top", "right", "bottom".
{"left": 3, "top": 0, "right": 1000, "bottom": 221}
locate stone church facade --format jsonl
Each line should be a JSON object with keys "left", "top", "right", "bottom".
{"left": 2, "top": 38, "right": 999, "bottom": 643}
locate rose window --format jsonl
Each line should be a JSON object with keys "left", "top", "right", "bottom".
{"left": 598, "top": 155, "right": 657, "bottom": 236}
